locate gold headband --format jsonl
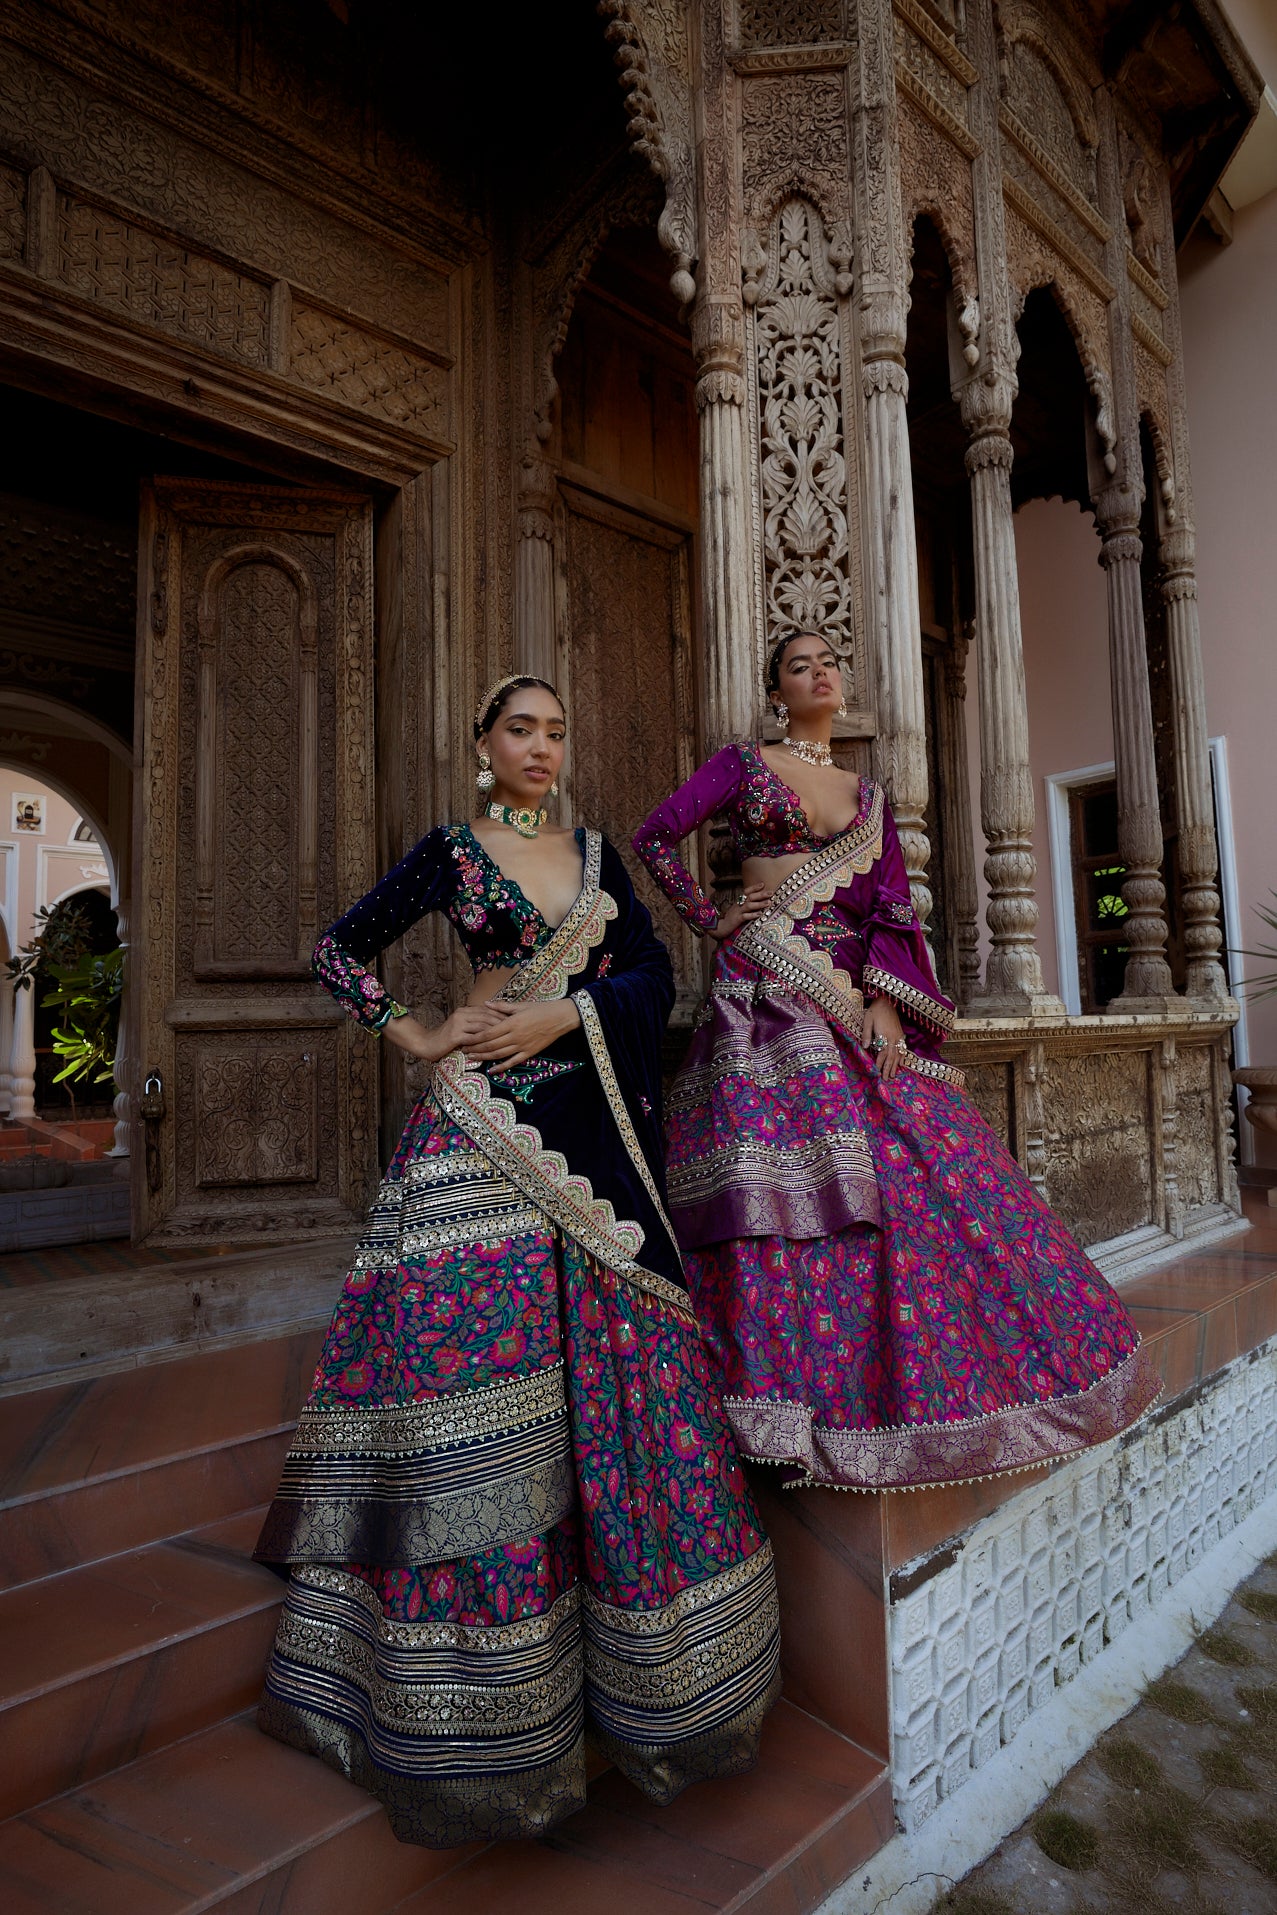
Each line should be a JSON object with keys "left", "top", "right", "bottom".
{"left": 474, "top": 675, "right": 525, "bottom": 734}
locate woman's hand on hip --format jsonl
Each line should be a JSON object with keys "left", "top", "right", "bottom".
{"left": 709, "top": 883, "right": 771, "bottom": 942}
{"left": 394, "top": 1005, "right": 504, "bottom": 1065}
{"left": 862, "top": 996, "right": 908, "bottom": 1081}
{"left": 462, "top": 998, "right": 582, "bottom": 1067}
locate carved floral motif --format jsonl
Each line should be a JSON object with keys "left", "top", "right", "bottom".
{"left": 749, "top": 198, "right": 855, "bottom": 672}
{"left": 740, "top": 70, "right": 850, "bottom": 233}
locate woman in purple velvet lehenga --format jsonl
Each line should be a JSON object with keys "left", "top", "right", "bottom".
{"left": 254, "top": 676, "right": 779, "bottom": 1847}
{"left": 633, "top": 632, "right": 1161, "bottom": 1494}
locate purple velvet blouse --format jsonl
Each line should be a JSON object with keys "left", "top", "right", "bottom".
{"left": 632, "top": 742, "right": 955, "bottom": 1049}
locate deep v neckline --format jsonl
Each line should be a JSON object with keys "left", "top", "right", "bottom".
{"left": 748, "top": 742, "right": 867, "bottom": 846}
{"left": 460, "top": 823, "right": 587, "bottom": 933}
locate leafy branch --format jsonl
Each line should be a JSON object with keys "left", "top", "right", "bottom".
{"left": 1237, "top": 892, "right": 1277, "bottom": 1002}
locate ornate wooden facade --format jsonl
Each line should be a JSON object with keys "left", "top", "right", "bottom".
{"left": 0, "top": 0, "right": 1258, "bottom": 1269}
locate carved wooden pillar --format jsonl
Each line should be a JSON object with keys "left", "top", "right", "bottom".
{"left": 514, "top": 453, "right": 559, "bottom": 688}
{"left": 1096, "top": 485, "right": 1176, "bottom": 1007}
{"left": 690, "top": 0, "right": 758, "bottom": 751}
{"left": 940, "top": 628, "right": 981, "bottom": 1008}
{"left": 961, "top": 375, "right": 1062, "bottom": 1013}
{"left": 693, "top": 295, "right": 758, "bottom": 748}
{"left": 852, "top": 0, "right": 931, "bottom": 925}
{"left": 1158, "top": 524, "right": 1229, "bottom": 1002}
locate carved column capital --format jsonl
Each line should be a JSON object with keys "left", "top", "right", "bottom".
{"left": 862, "top": 360, "right": 909, "bottom": 401}
{"left": 1158, "top": 523, "right": 1198, "bottom": 593}
{"left": 1094, "top": 481, "right": 1143, "bottom": 544}
{"left": 858, "top": 289, "right": 909, "bottom": 364}
{"left": 1098, "top": 531, "right": 1143, "bottom": 571}
{"left": 517, "top": 454, "right": 558, "bottom": 543}
{"left": 692, "top": 295, "right": 746, "bottom": 408}
{"left": 958, "top": 368, "right": 1016, "bottom": 440}
{"left": 964, "top": 433, "right": 1014, "bottom": 478}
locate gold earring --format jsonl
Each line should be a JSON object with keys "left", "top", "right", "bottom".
{"left": 476, "top": 752, "right": 494, "bottom": 792}
{"left": 774, "top": 700, "right": 790, "bottom": 733}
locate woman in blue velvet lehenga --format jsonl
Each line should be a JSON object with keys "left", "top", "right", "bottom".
{"left": 254, "top": 675, "right": 780, "bottom": 1847}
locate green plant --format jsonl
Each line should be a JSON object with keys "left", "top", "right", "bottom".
{"left": 5, "top": 899, "right": 94, "bottom": 993}
{"left": 1238, "top": 892, "right": 1277, "bottom": 1001}
{"left": 40, "top": 946, "right": 122, "bottom": 1087}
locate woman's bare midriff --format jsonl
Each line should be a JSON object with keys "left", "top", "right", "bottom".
{"left": 465, "top": 965, "right": 524, "bottom": 1008}
{"left": 740, "top": 854, "right": 809, "bottom": 896}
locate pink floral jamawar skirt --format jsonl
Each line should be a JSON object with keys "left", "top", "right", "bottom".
{"left": 665, "top": 955, "right": 1162, "bottom": 1491}
{"left": 254, "top": 1092, "right": 780, "bottom": 1846}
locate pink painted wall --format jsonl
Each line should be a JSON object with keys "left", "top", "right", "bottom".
{"left": 1179, "top": 182, "right": 1277, "bottom": 1168}
{"left": 964, "top": 500, "right": 1111, "bottom": 1001}
{"left": 992, "top": 92, "right": 1277, "bottom": 1164}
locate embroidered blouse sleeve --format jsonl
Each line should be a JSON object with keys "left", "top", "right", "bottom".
{"left": 631, "top": 746, "right": 745, "bottom": 935}
{"left": 313, "top": 828, "right": 453, "bottom": 1033}
{"left": 861, "top": 801, "right": 956, "bottom": 1041}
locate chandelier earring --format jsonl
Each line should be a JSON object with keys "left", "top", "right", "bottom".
{"left": 476, "top": 751, "right": 495, "bottom": 793}
{"left": 550, "top": 780, "right": 559, "bottom": 797}
{"left": 837, "top": 693, "right": 848, "bottom": 718}
{"left": 773, "top": 699, "right": 790, "bottom": 733}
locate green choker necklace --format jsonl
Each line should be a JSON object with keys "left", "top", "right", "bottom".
{"left": 487, "top": 801, "right": 549, "bottom": 839}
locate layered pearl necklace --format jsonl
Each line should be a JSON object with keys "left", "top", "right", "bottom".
{"left": 784, "top": 737, "right": 835, "bottom": 769}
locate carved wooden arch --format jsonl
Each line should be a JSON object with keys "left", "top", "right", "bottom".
{"left": 527, "top": 162, "right": 665, "bottom": 447}
{"left": 195, "top": 542, "right": 319, "bottom": 974}
{"left": 994, "top": 0, "right": 1100, "bottom": 148}
{"left": 907, "top": 205, "right": 980, "bottom": 367}
{"left": 598, "top": 0, "right": 698, "bottom": 303}
{"left": 1012, "top": 270, "right": 1118, "bottom": 477}
{"left": 1139, "top": 407, "right": 1179, "bottom": 530}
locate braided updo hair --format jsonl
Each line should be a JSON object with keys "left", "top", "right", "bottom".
{"left": 473, "top": 675, "right": 564, "bottom": 741}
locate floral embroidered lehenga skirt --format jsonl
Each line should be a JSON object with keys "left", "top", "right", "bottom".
{"left": 664, "top": 944, "right": 1162, "bottom": 1492}
{"left": 255, "top": 1090, "right": 781, "bottom": 1847}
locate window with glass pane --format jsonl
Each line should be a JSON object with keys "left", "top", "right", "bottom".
{"left": 1069, "top": 780, "right": 1127, "bottom": 1011}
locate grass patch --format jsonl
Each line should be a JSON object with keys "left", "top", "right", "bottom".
{"left": 1197, "top": 1627, "right": 1255, "bottom": 1668}
{"left": 1032, "top": 1807, "right": 1100, "bottom": 1871}
{"left": 1238, "top": 1588, "right": 1277, "bottom": 1624}
{"left": 1222, "top": 1813, "right": 1277, "bottom": 1880}
{"left": 1198, "top": 1744, "right": 1254, "bottom": 1790}
{"left": 1144, "top": 1677, "right": 1219, "bottom": 1724}
{"left": 1111, "top": 1786, "right": 1204, "bottom": 1875}
{"left": 1097, "top": 1735, "right": 1163, "bottom": 1789}
{"left": 927, "top": 1890, "right": 1018, "bottom": 1915}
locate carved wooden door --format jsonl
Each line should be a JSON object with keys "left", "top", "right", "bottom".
{"left": 134, "top": 479, "right": 376, "bottom": 1246}
{"left": 558, "top": 485, "right": 701, "bottom": 1015}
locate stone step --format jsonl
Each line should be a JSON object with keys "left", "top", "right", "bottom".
{"left": 0, "top": 1328, "right": 322, "bottom": 1587}
{"left": 0, "top": 1700, "right": 888, "bottom": 1915}
{"left": 0, "top": 1508, "right": 282, "bottom": 1821}
{"left": 0, "top": 1713, "right": 470, "bottom": 1915}
{"left": 387, "top": 1701, "right": 892, "bottom": 1915}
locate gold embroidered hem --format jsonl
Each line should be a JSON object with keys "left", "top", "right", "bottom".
{"left": 257, "top": 1692, "right": 588, "bottom": 1848}
{"left": 723, "top": 1341, "right": 1163, "bottom": 1492}
{"left": 591, "top": 1658, "right": 783, "bottom": 1805}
